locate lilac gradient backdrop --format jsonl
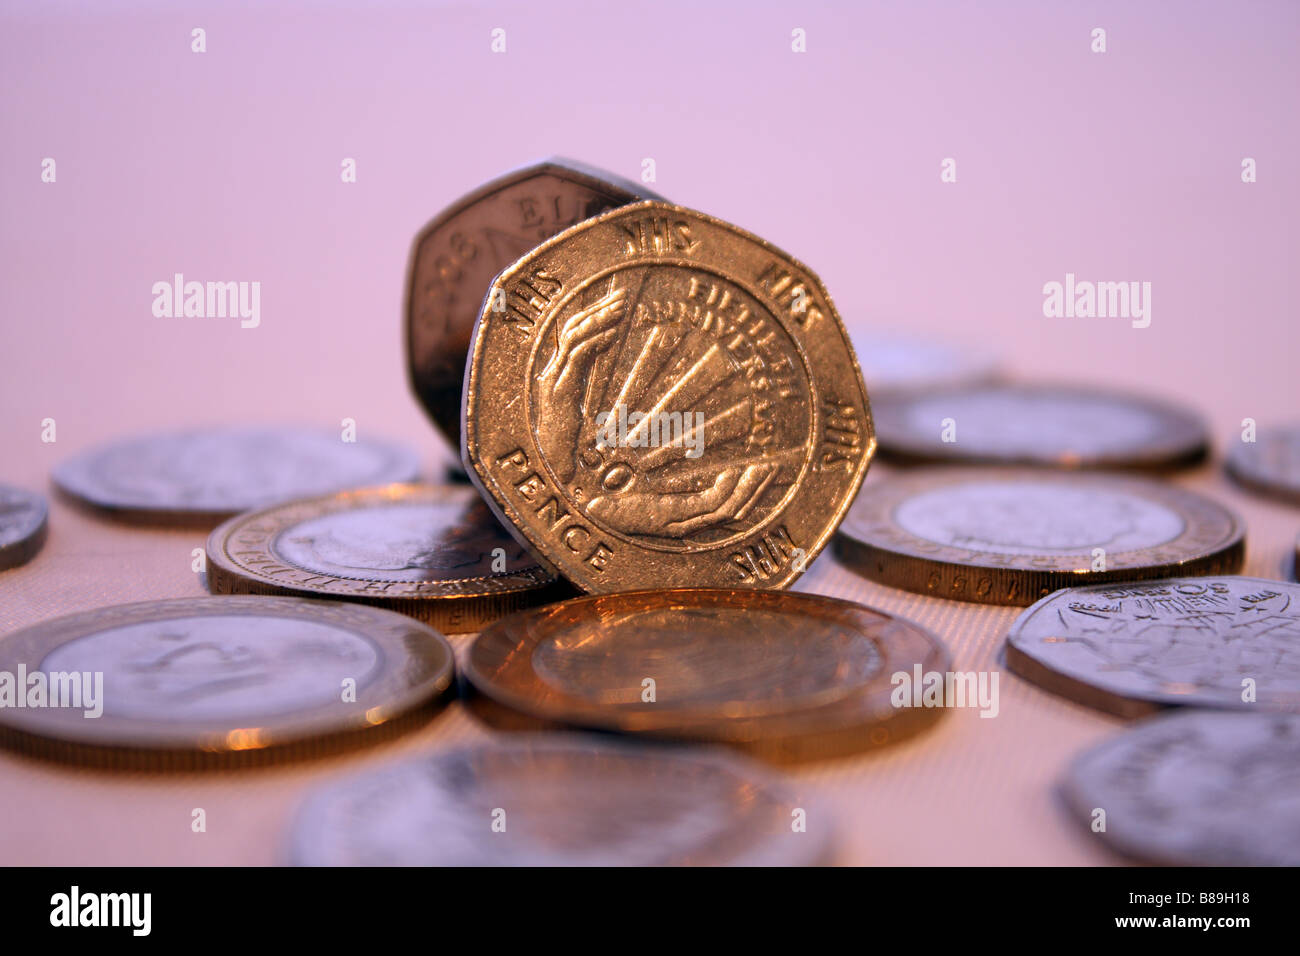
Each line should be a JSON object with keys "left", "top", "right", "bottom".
{"left": 2, "top": 0, "right": 1297, "bottom": 470}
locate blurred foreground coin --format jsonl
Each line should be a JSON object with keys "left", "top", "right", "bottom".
{"left": 463, "top": 200, "right": 873, "bottom": 592}
{"left": 406, "top": 158, "right": 656, "bottom": 448}
{"left": 873, "top": 383, "right": 1208, "bottom": 470}
{"left": 1007, "top": 576, "right": 1300, "bottom": 717}
{"left": 53, "top": 426, "right": 419, "bottom": 524}
{"left": 290, "top": 736, "right": 828, "bottom": 866}
{"left": 836, "top": 468, "right": 1244, "bottom": 605}
{"left": 464, "top": 589, "right": 949, "bottom": 762}
{"left": 206, "top": 484, "right": 563, "bottom": 633}
{"left": 0, "top": 484, "right": 48, "bottom": 571}
{"left": 1226, "top": 424, "right": 1300, "bottom": 506}
{"left": 1062, "top": 711, "right": 1300, "bottom": 865}
{"left": 0, "top": 597, "right": 454, "bottom": 768}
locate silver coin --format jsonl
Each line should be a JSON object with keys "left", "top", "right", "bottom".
{"left": 1062, "top": 710, "right": 1300, "bottom": 865}
{"left": 0, "top": 484, "right": 48, "bottom": 571}
{"left": 1226, "top": 424, "right": 1300, "bottom": 506}
{"left": 873, "top": 384, "right": 1208, "bottom": 470}
{"left": 849, "top": 329, "right": 999, "bottom": 394}
{"left": 289, "top": 736, "right": 829, "bottom": 866}
{"left": 1007, "top": 576, "right": 1300, "bottom": 716}
{"left": 53, "top": 427, "right": 420, "bottom": 524}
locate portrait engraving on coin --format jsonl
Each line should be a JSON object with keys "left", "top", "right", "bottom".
{"left": 1007, "top": 576, "right": 1300, "bottom": 714}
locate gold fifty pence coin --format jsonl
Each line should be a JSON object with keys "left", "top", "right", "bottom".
{"left": 291, "top": 735, "right": 831, "bottom": 866}
{"left": 872, "top": 383, "right": 1208, "bottom": 471}
{"left": 205, "top": 484, "right": 566, "bottom": 633}
{"left": 463, "top": 589, "right": 949, "bottom": 763}
{"left": 0, "top": 597, "right": 455, "bottom": 769}
{"left": 462, "top": 200, "right": 874, "bottom": 593}
{"left": 406, "top": 158, "right": 658, "bottom": 448}
{"left": 836, "top": 468, "right": 1245, "bottom": 606}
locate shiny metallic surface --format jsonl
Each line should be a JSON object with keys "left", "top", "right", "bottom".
{"left": 836, "top": 468, "right": 1245, "bottom": 605}
{"left": 1006, "top": 576, "right": 1300, "bottom": 717}
{"left": 290, "top": 735, "right": 830, "bottom": 866}
{"left": 464, "top": 589, "right": 948, "bottom": 762}
{"left": 405, "top": 158, "right": 656, "bottom": 447}
{"left": 463, "top": 200, "right": 874, "bottom": 593}
{"left": 205, "top": 483, "right": 565, "bottom": 633}
{"left": 1226, "top": 424, "right": 1300, "bottom": 506}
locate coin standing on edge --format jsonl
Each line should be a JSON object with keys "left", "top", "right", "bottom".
{"left": 0, "top": 597, "right": 455, "bottom": 768}
{"left": 1061, "top": 711, "right": 1300, "bottom": 866}
{"left": 406, "top": 158, "right": 658, "bottom": 448}
{"left": 464, "top": 589, "right": 949, "bottom": 762}
{"left": 1006, "top": 576, "right": 1300, "bottom": 717}
{"left": 53, "top": 426, "right": 420, "bottom": 525}
{"left": 872, "top": 383, "right": 1208, "bottom": 470}
{"left": 0, "top": 484, "right": 48, "bottom": 571}
{"left": 290, "top": 735, "right": 829, "bottom": 866}
{"left": 836, "top": 468, "right": 1245, "bottom": 606}
{"left": 463, "top": 200, "right": 874, "bottom": 593}
{"left": 206, "top": 484, "right": 564, "bottom": 633}
{"left": 1226, "top": 424, "right": 1300, "bottom": 506}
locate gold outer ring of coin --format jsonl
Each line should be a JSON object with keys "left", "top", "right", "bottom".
{"left": 462, "top": 199, "right": 874, "bottom": 593}
{"left": 462, "top": 588, "right": 949, "bottom": 764}
{"left": 835, "top": 468, "right": 1246, "bottom": 606}
{"left": 405, "top": 157, "right": 660, "bottom": 448}
{"left": 0, "top": 596, "right": 455, "bottom": 770}
{"left": 205, "top": 484, "right": 570, "bottom": 634}
{"left": 871, "top": 383, "right": 1209, "bottom": 471}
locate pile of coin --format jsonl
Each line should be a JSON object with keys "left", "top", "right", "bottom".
{"left": 3, "top": 157, "right": 1296, "bottom": 867}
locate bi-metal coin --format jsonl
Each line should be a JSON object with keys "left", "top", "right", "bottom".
{"left": 205, "top": 484, "right": 565, "bottom": 633}
{"left": 463, "top": 200, "right": 874, "bottom": 593}
{"left": 289, "top": 735, "right": 830, "bottom": 866}
{"left": 1006, "top": 576, "right": 1300, "bottom": 717}
{"left": 872, "top": 383, "right": 1208, "bottom": 470}
{"left": 406, "top": 158, "right": 658, "bottom": 449}
{"left": 1061, "top": 710, "right": 1300, "bottom": 866}
{"left": 1226, "top": 424, "right": 1300, "bottom": 506}
{"left": 0, "top": 484, "right": 48, "bottom": 571}
{"left": 53, "top": 426, "right": 419, "bottom": 525}
{"left": 836, "top": 468, "right": 1245, "bottom": 606}
{"left": 0, "top": 597, "right": 454, "bottom": 768}
{"left": 463, "top": 589, "right": 949, "bottom": 762}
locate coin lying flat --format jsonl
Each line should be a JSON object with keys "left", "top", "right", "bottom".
{"left": 1007, "top": 576, "right": 1300, "bottom": 717}
{"left": 464, "top": 589, "right": 948, "bottom": 762}
{"left": 836, "top": 468, "right": 1244, "bottom": 606}
{"left": 206, "top": 484, "right": 564, "bottom": 633}
{"left": 463, "top": 200, "right": 874, "bottom": 593}
{"left": 1226, "top": 424, "right": 1300, "bottom": 506}
{"left": 848, "top": 329, "right": 999, "bottom": 394}
{"left": 872, "top": 383, "right": 1208, "bottom": 470}
{"left": 290, "top": 736, "right": 828, "bottom": 866}
{"left": 0, "top": 484, "right": 48, "bottom": 571}
{"left": 0, "top": 597, "right": 454, "bottom": 768}
{"left": 53, "top": 427, "right": 420, "bottom": 524}
{"left": 1061, "top": 711, "right": 1300, "bottom": 865}
{"left": 406, "top": 158, "right": 657, "bottom": 448}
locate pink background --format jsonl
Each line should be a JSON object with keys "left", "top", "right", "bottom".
{"left": 0, "top": 0, "right": 1297, "bottom": 865}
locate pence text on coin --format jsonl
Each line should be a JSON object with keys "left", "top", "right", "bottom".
{"left": 1226, "top": 424, "right": 1300, "bottom": 506}
{"left": 406, "top": 158, "right": 657, "bottom": 448}
{"left": 53, "top": 426, "right": 420, "bottom": 525}
{"left": 463, "top": 200, "right": 874, "bottom": 593}
{"left": 206, "top": 484, "right": 564, "bottom": 633}
{"left": 0, "top": 484, "right": 48, "bottom": 571}
{"left": 0, "top": 597, "right": 454, "bottom": 768}
{"left": 464, "top": 589, "right": 950, "bottom": 762}
{"left": 290, "top": 736, "right": 828, "bottom": 866}
{"left": 872, "top": 383, "right": 1208, "bottom": 470}
{"left": 1061, "top": 711, "right": 1300, "bottom": 865}
{"left": 836, "top": 468, "right": 1244, "bottom": 605}
{"left": 1006, "top": 576, "right": 1300, "bottom": 717}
